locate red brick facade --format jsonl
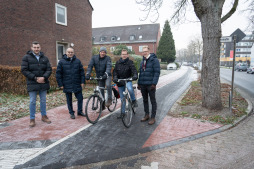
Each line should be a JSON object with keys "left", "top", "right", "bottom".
{"left": 0, "top": 0, "right": 93, "bottom": 67}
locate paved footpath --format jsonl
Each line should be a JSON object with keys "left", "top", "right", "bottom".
{"left": 0, "top": 67, "right": 253, "bottom": 169}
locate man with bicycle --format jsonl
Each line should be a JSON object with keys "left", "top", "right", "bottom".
{"left": 86, "top": 47, "right": 112, "bottom": 111}
{"left": 138, "top": 46, "right": 160, "bottom": 125}
{"left": 113, "top": 49, "right": 138, "bottom": 119}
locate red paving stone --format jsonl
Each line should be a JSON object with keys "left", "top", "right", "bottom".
{"left": 142, "top": 116, "right": 223, "bottom": 148}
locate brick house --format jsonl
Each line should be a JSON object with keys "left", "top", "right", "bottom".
{"left": 92, "top": 24, "right": 161, "bottom": 56}
{"left": 0, "top": 0, "right": 93, "bottom": 67}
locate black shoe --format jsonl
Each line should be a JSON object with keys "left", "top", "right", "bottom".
{"left": 70, "top": 114, "right": 75, "bottom": 119}
{"left": 132, "top": 100, "right": 138, "bottom": 107}
{"left": 78, "top": 112, "right": 86, "bottom": 117}
{"left": 117, "top": 113, "right": 125, "bottom": 119}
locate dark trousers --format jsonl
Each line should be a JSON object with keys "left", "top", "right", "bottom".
{"left": 140, "top": 85, "right": 157, "bottom": 118}
{"left": 65, "top": 91, "right": 83, "bottom": 115}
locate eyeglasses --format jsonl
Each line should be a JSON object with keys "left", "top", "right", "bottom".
{"left": 142, "top": 51, "right": 149, "bottom": 53}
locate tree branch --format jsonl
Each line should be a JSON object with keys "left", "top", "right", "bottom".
{"left": 221, "top": 0, "right": 239, "bottom": 23}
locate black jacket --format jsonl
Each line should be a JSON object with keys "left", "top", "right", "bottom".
{"left": 138, "top": 53, "right": 160, "bottom": 85}
{"left": 113, "top": 58, "right": 138, "bottom": 87}
{"left": 86, "top": 54, "right": 112, "bottom": 77}
{"left": 21, "top": 51, "right": 52, "bottom": 92}
{"left": 56, "top": 54, "right": 85, "bottom": 93}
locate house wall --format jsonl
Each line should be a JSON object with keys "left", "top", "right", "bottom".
{"left": 0, "top": 0, "right": 92, "bottom": 67}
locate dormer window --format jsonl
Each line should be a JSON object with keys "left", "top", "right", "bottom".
{"left": 111, "top": 36, "right": 116, "bottom": 41}
{"left": 117, "top": 37, "right": 121, "bottom": 40}
{"left": 100, "top": 37, "right": 106, "bottom": 41}
{"left": 139, "top": 35, "right": 142, "bottom": 39}
{"left": 130, "top": 35, "right": 135, "bottom": 40}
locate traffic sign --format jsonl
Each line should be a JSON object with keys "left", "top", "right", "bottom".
{"left": 220, "top": 36, "right": 232, "bottom": 43}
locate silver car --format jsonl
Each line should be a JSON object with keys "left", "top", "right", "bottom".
{"left": 235, "top": 63, "right": 247, "bottom": 71}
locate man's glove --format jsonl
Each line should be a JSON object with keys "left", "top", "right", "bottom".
{"left": 102, "top": 74, "right": 107, "bottom": 80}
{"left": 113, "top": 77, "right": 118, "bottom": 83}
{"left": 137, "top": 85, "right": 141, "bottom": 90}
{"left": 150, "top": 84, "right": 156, "bottom": 91}
{"left": 85, "top": 74, "right": 90, "bottom": 80}
{"left": 132, "top": 76, "right": 138, "bottom": 81}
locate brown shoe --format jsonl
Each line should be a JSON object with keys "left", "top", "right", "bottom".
{"left": 148, "top": 118, "right": 155, "bottom": 125}
{"left": 41, "top": 115, "right": 51, "bottom": 124}
{"left": 141, "top": 114, "right": 150, "bottom": 122}
{"left": 29, "top": 119, "right": 36, "bottom": 127}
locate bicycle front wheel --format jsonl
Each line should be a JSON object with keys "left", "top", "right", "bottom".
{"left": 122, "top": 99, "right": 133, "bottom": 128}
{"left": 85, "top": 95, "right": 102, "bottom": 124}
{"left": 107, "top": 90, "right": 117, "bottom": 112}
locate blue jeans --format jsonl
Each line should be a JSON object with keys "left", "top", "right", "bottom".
{"left": 118, "top": 81, "right": 136, "bottom": 114}
{"left": 65, "top": 91, "right": 83, "bottom": 115}
{"left": 29, "top": 90, "right": 47, "bottom": 119}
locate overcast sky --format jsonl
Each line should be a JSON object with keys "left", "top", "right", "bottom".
{"left": 89, "top": 0, "right": 251, "bottom": 49}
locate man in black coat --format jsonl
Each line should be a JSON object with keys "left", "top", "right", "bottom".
{"left": 113, "top": 49, "right": 138, "bottom": 118}
{"left": 138, "top": 46, "right": 160, "bottom": 125}
{"left": 21, "top": 41, "right": 52, "bottom": 127}
{"left": 56, "top": 47, "right": 86, "bottom": 119}
{"left": 86, "top": 47, "right": 112, "bottom": 110}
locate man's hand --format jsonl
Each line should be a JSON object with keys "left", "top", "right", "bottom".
{"left": 60, "top": 86, "right": 64, "bottom": 90}
{"left": 132, "top": 76, "right": 138, "bottom": 81}
{"left": 150, "top": 84, "right": 156, "bottom": 91}
{"left": 37, "top": 77, "right": 45, "bottom": 83}
{"left": 102, "top": 74, "right": 107, "bottom": 80}
{"left": 113, "top": 78, "right": 118, "bottom": 83}
{"left": 137, "top": 85, "right": 141, "bottom": 90}
{"left": 85, "top": 74, "right": 90, "bottom": 80}
{"left": 81, "top": 84, "right": 85, "bottom": 89}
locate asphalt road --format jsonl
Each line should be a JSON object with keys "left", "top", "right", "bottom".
{"left": 15, "top": 67, "right": 196, "bottom": 169}
{"left": 220, "top": 67, "right": 254, "bottom": 98}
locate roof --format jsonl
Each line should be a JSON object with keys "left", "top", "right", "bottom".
{"left": 92, "top": 23, "right": 160, "bottom": 45}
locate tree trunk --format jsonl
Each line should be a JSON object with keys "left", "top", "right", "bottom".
{"left": 192, "top": 0, "right": 224, "bottom": 110}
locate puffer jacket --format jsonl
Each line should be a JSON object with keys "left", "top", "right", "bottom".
{"left": 138, "top": 53, "right": 160, "bottom": 85}
{"left": 56, "top": 54, "right": 85, "bottom": 93}
{"left": 21, "top": 51, "right": 52, "bottom": 92}
{"left": 86, "top": 54, "right": 112, "bottom": 77}
{"left": 113, "top": 57, "right": 138, "bottom": 87}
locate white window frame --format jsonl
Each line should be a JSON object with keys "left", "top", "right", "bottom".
{"left": 130, "top": 35, "right": 135, "bottom": 40}
{"left": 110, "top": 47, "right": 115, "bottom": 52}
{"left": 127, "top": 46, "right": 132, "bottom": 51}
{"left": 139, "top": 46, "right": 143, "bottom": 52}
{"left": 55, "top": 3, "right": 67, "bottom": 26}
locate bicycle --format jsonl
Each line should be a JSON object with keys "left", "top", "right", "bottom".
{"left": 117, "top": 78, "right": 137, "bottom": 128}
{"left": 85, "top": 77, "right": 118, "bottom": 124}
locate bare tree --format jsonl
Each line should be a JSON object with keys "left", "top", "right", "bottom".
{"left": 136, "top": 0, "right": 239, "bottom": 110}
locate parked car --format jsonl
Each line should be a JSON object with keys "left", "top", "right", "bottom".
{"left": 247, "top": 66, "right": 254, "bottom": 74}
{"left": 235, "top": 63, "right": 247, "bottom": 71}
{"left": 167, "top": 63, "right": 177, "bottom": 70}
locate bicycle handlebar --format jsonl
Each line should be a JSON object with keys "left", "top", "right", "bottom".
{"left": 117, "top": 78, "right": 133, "bottom": 82}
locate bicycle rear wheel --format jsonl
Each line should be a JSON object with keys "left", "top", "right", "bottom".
{"left": 107, "top": 90, "right": 117, "bottom": 112}
{"left": 85, "top": 94, "right": 102, "bottom": 124}
{"left": 122, "top": 99, "right": 133, "bottom": 128}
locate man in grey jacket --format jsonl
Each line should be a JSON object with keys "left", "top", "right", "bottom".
{"left": 86, "top": 47, "right": 112, "bottom": 110}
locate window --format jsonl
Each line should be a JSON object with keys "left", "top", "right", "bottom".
{"left": 117, "top": 37, "right": 121, "bottom": 40}
{"left": 127, "top": 46, "right": 132, "bottom": 51}
{"left": 110, "top": 47, "right": 115, "bottom": 52}
{"left": 139, "top": 46, "right": 143, "bottom": 52}
{"left": 139, "top": 35, "right": 142, "bottom": 39}
{"left": 100, "top": 37, "right": 106, "bottom": 41}
{"left": 111, "top": 36, "right": 116, "bottom": 41}
{"left": 236, "top": 48, "right": 241, "bottom": 52}
{"left": 55, "top": 3, "right": 67, "bottom": 26}
{"left": 130, "top": 35, "right": 135, "bottom": 40}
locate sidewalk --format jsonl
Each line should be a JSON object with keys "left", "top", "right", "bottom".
{"left": 0, "top": 67, "right": 252, "bottom": 169}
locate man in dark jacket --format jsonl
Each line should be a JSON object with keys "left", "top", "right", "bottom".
{"left": 113, "top": 49, "right": 138, "bottom": 119}
{"left": 138, "top": 46, "right": 160, "bottom": 125}
{"left": 56, "top": 47, "right": 86, "bottom": 119}
{"left": 86, "top": 47, "right": 112, "bottom": 110}
{"left": 21, "top": 41, "right": 52, "bottom": 127}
